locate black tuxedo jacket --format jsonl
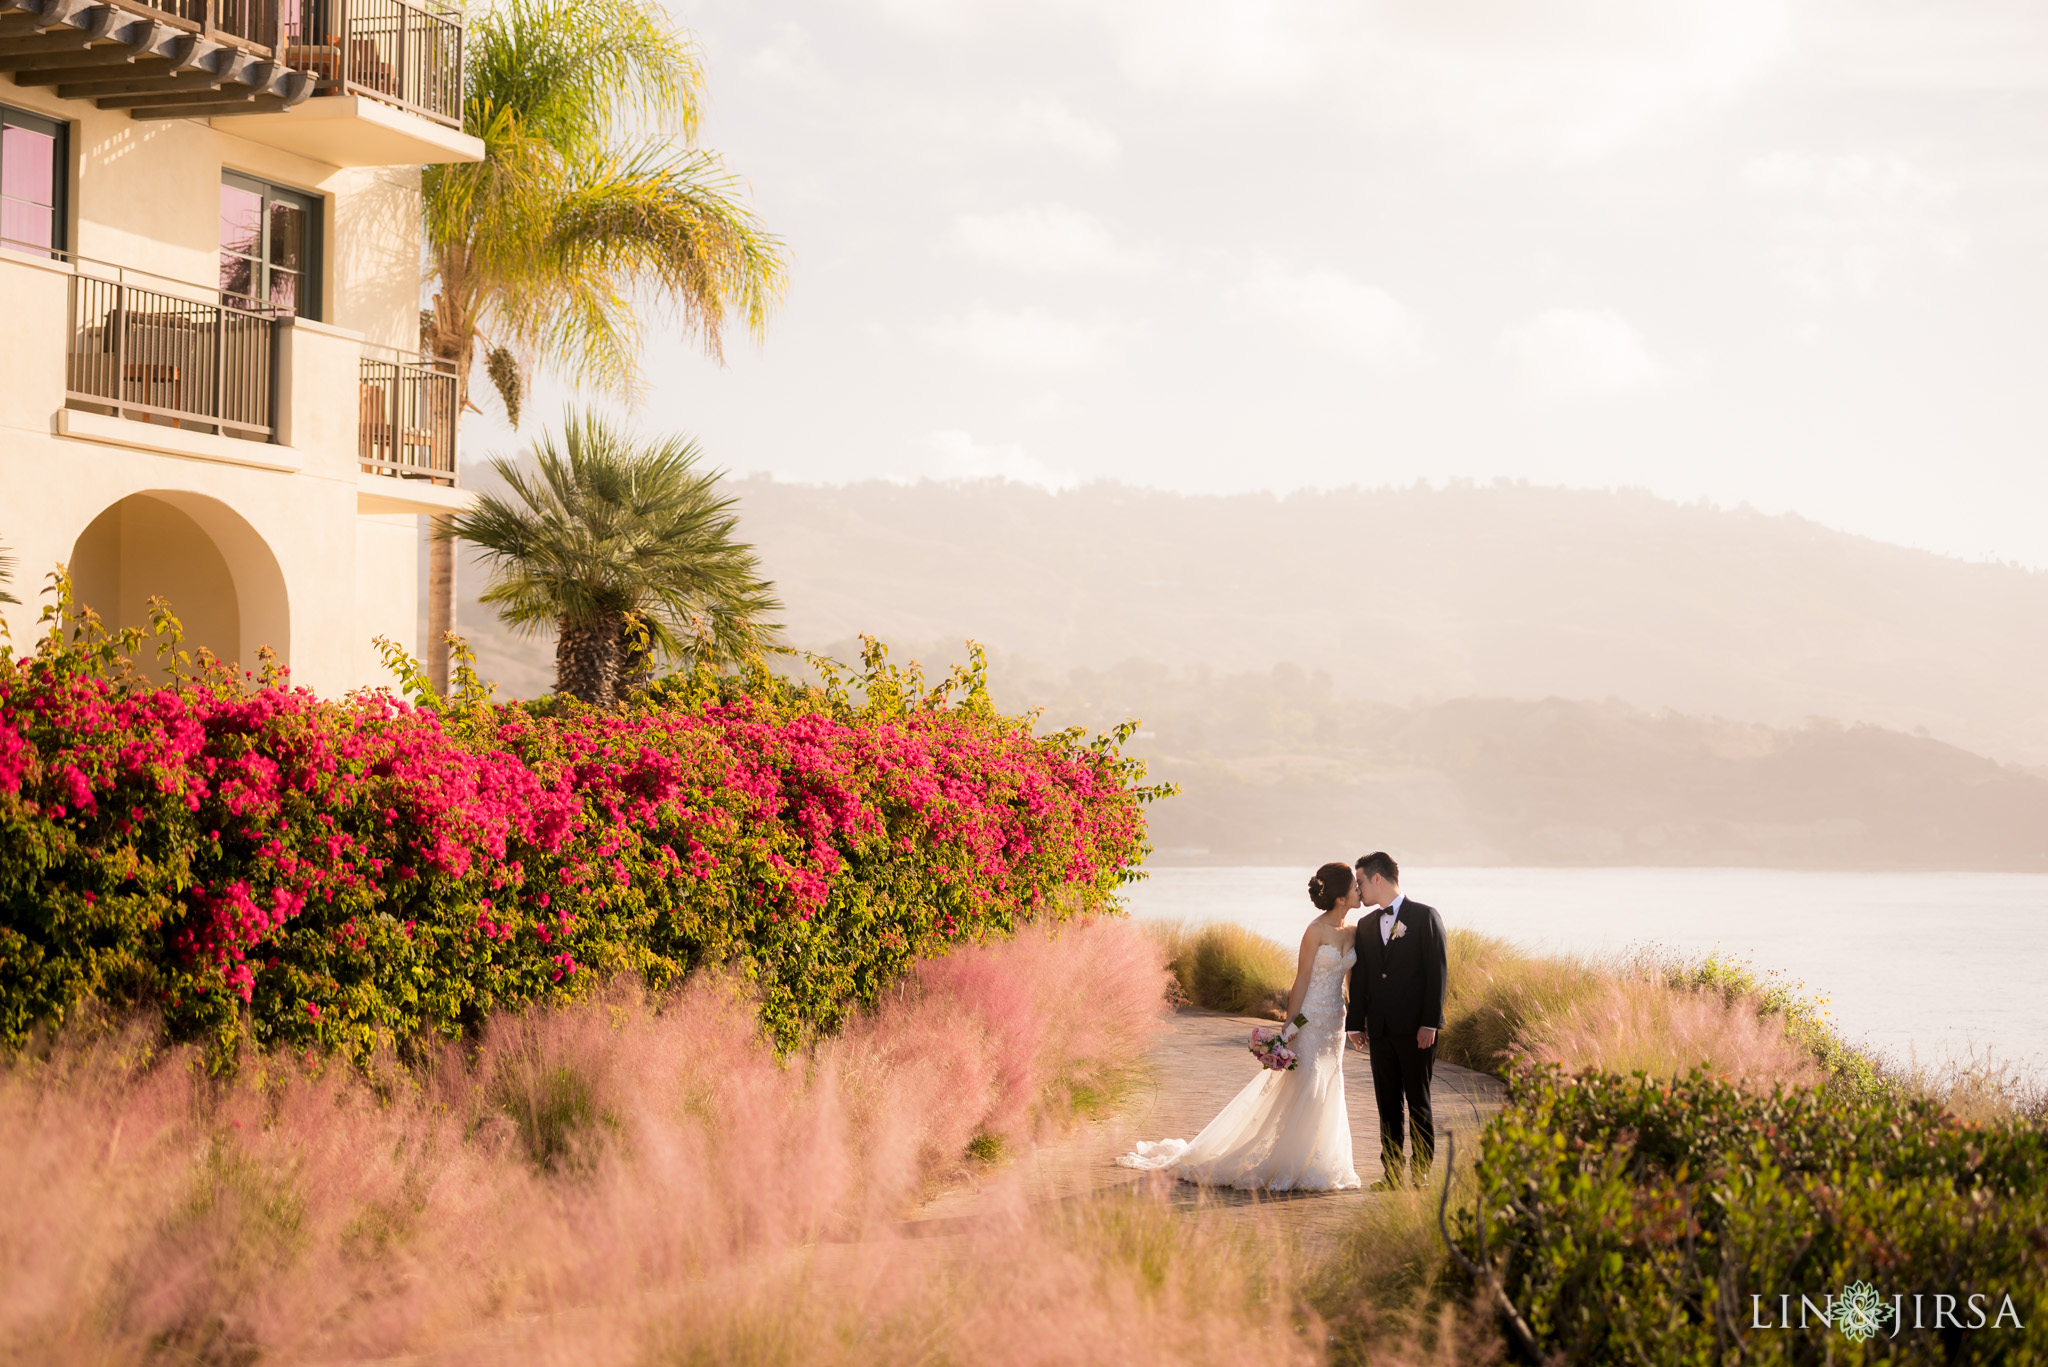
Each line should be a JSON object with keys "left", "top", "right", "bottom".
{"left": 1346, "top": 898, "right": 1447, "bottom": 1039}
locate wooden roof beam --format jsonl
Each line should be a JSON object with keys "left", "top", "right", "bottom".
{"left": 128, "top": 92, "right": 293, "bottom": 118}
{"left": 16, "top": 31, "right": 222, "bottom": 84}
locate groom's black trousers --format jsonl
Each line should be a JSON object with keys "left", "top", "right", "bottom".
{"left": 1366, "top": 1032, "right": 1435, "bottom": 1180}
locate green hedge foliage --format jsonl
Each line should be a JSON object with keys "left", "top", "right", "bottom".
{"left": 1461, "top": 1066, "right": 2048, "bottom": 1365}
{"left": 0, "top": 594, "right": 1164, "bottom": 1064}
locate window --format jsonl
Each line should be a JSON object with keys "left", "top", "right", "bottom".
{"left": 0, "top": 104, "right": 66, "bottom": 257}
{"left": 219, "top": 172, "right": 320, "bottom": 318}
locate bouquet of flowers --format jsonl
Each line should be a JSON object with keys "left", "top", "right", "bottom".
{"left": 1248, "top": 1024, "right": 1300, "bottom": 1071}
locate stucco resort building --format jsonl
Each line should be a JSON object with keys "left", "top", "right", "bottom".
{"left": 0, "top": 0, "right": 477, "bottom": 690}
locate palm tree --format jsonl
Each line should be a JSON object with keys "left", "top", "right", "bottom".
{"left": 0, "top": 538, "right": 18, "bottom": 606}
{"left": 421, "top": 0, "right": 789, "bottom": 692}
{"left": 447, "top": 411, "right": 781, "bottom": 706}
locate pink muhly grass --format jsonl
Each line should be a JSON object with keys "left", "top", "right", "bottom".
{"left": 1518, "top": 974, "right": 1823, "bottom": 1089}
{"left": 0, "top": 919, "right": 1191, "bottom": 1365}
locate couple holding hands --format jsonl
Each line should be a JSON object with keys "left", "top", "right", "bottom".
{"left": 1118, "top": 852, "right": 1447, "bottom": 1193}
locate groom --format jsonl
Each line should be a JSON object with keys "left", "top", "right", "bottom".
{"left": 1345, "top": 852, "right": 1446, "bottom": 1189}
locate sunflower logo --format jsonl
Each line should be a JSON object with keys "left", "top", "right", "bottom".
{"left": 1830, "top": 1282, "right": 1897, "bottom": 1343}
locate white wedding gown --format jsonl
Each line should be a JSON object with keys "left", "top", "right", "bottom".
{"left": 1117, "top": 943, "right": 1362, "bottom": 1191}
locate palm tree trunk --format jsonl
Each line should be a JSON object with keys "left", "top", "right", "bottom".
{"left": 424, "top": 259, "right": 479, "bottom": 699}
{"left": 426, "top": 518, "right": 455, "bottom": 693}
{"left": 555, "top": 614, "right": 620, "bottom": 706}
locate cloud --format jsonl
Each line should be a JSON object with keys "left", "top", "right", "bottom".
{"left": 996, "top": 96, "right": 1119, "bottom": 163}
{"left": 1236, "top": 257, "right": 1417, "bottom": 362}
{"left": 1102, "top": 0, "right": 1325, "bottom": 95}
{"left": 1103, "top": 0, "right": 1788, "bottom": 160}
{"left": 927, "top": 306, "right": 1124, "bottom": 369}
{"left": 905, "top": 429, "right": 1079, "bottom": 490}
{"left": 1500, "top": 308, "right": 1665, "bottom": 398}
{"left": 1740, "top": 149, "right": 1969, "bottom": 295}
{"left": 744, "top": 22, "right": 832, "bottom": 86}
{"left": 845, "top": 0, "right": 1789, "bottom": 159}
{"left": 952, "top": 204, "right": 1157, "bottom": 273}
{"left": 1789, "top": 1, "right": 2048, "bottom": 95}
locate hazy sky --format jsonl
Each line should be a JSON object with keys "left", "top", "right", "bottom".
{"left": 473, "top": 1, "right": 2048, "bottom": 568}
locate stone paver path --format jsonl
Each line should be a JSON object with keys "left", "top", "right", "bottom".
{"left": 908, "top": 1009, "right": 1508, "bottom": 1256}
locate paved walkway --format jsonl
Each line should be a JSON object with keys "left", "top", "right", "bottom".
{"left": 908, "top": 1009, "right": 1509, "bottom": 1255}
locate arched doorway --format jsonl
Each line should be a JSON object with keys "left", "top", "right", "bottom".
{"left": 68, "top": 493, "right": 289, "bottom": 680}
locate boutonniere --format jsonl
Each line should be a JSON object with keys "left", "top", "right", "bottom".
{"left": 1390, "top": 920, "right": 1408, "bottom": 941}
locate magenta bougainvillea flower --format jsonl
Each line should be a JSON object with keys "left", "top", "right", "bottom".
{"left": 0, "top": 635, "right": 1163, "bottom": 1062}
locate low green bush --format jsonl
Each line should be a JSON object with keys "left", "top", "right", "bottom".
{"left": 1458, "top": 1066, "right": 2048, "bottom": 1364}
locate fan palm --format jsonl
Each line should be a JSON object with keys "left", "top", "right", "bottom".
{"left": 0, "top": 542, "right": 17, "bottom": 605}
{"left": 421, "top": 0, "right": 788, "bottom": 689}
{"left": 447, "top": 411, "right": 780, "bottom": 706}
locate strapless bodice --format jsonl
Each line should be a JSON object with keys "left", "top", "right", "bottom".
{"left": 1301, "top": 943, "right": 1356, "bottom": 1029}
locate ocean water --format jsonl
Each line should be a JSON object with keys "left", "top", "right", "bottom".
{"left": 1122, "top": 866, "right": 2048, "bottom": 1077}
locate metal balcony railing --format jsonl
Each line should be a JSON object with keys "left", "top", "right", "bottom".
{"left": 104, "top": 0, "right": 284, "bottom": 54}
{"left": 62, "top": 259, "right": 279, "bottom": 442}
{"left": 359, "top": 348, "right": 458, "bottom": 484}
{"left": 283, "top": 0, "right": 464, "bottom": 127}
{"left": 0, "top": 0, "right": 461, "bottom": 123}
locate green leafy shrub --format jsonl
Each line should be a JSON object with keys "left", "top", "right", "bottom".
{"left": 0, "top": 585, "right": 1166, "bottom": 1065}
{"left": 1457, "top": 1066, "right": 2048, "bottom": 1364}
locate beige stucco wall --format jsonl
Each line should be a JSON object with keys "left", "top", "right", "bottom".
{"left": 71, "top": 494, "right": 244, "bottom": 678}
{"left": 0, "top": 81, "right": 460, "bottom": 697}
{"left": 0, "top": 83, "right": 422, "bottom": 349}
{"left": 0, "top": 257, "right": 425, "bottom": 698}
{"left": 354, "top": 514, "right": 422, "bottom": 689}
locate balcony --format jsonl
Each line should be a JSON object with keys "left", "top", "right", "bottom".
{"left": 284, "top": 0, "right": 459, "bottom": 127}
{"left": 0, "top": 0, "right": 480, "bottom": 165}
{"left": 358, "top": 345, "right": 455, "bottom": 485}
{"left": 63, "top": 255, "right": 280, "bottom": 441}
{"left": 6, "top": 243, "right": 473, "bottom": 510}
{"left": 0, "top": 0, "right": 312, "bottom": 118}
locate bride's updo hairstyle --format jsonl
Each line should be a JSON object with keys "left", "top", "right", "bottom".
{"left": 1307, "top": 862, "right": 1354, "bottom": 913}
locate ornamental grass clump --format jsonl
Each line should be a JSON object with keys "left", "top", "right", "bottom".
{"left": 0, "top": 583, "right": 1165, "bottom": 1064}
{"left": 0, "top": 919, "right": 1205, "bottom": 1365}
{"left": 1441, "top": 930, "right": 1874, "bottom": 1097}
{"left": 1517, "top": 974, "right": 1823, "bottom": 1092}
{"left": 1151, "top": 919, "right": 1294, "bottom": 1017}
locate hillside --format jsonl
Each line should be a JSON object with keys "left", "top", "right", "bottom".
{"left": 996, "top": 659, "right": 2048, "bottom": 870}
{"left": 698, "top": 478, "right": 2048, "bottom": 765}
{"left": 438, "top": 476, "right": 2048, "bottom": 869}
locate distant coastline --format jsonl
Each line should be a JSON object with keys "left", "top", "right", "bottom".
{"left": 1125, "top": 865, "right": 2048, "bottom": 1075}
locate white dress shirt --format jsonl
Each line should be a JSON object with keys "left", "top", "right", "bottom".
{"left": 1377, "top": 892, "right": 1406, "bottom": 945}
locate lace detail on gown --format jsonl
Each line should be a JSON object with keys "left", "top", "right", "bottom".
{"left": 1117, "top": 943, "right": 1361, "bottom": 1192}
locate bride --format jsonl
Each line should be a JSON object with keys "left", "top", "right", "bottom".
{"left": 1117, "top": 862, "right": 1363, "bottom": 1191}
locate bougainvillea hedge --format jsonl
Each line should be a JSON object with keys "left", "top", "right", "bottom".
{"left": 0, "top": 598, "right": 1165, "bottom": 1064}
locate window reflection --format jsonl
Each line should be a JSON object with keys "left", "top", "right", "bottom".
{"left": 1, "top": 126, "right": 54, "bottom": 202}
{"left": 268, "top": 200, "right": 301, "bottom": 269}
{"left": 220, "top": 182, "right": 261, "bottom": 256}
{"left": 219, "top": 253, "right": 257, "bottom": 308}
{"left": 0, "top": 116, "right": 61, "bottom": 255}
{"left": 217, "top": 175, "right": 317, "bottom": 318}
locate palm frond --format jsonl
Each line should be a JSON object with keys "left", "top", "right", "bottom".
{"left": 539, "top": 149, "right": 788, "bottom": 362}
{"left": 420, "top": 0, "right": 784, "bottom": 407}
{"left": 0, "top": 539, "right": 18, "bottom": 606}
{"left": 465, "top": 0, "right": 704, "bottom": 158}
{"left": 446, "top": 410, "right": 781, "bottom": 668}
